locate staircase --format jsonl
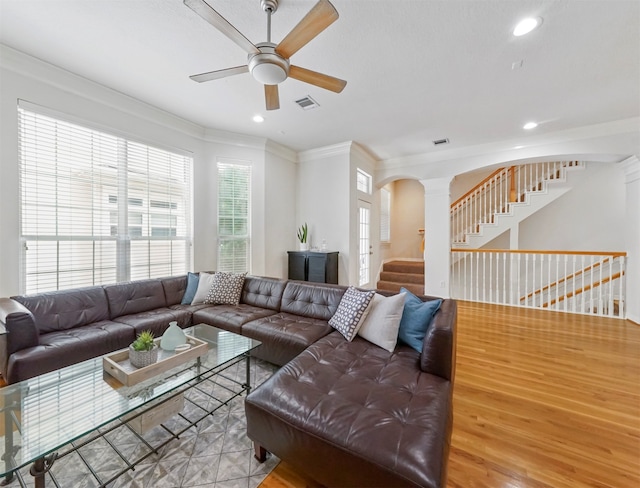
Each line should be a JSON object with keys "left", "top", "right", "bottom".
{"left": 376, "top": 261, "right": 424, "bottom": 295}
{"left": 451, "top": 161, "right": 586, "bottom": 249}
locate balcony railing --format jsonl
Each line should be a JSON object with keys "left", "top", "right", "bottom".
{"left": 450, "top": 249, "right": 626, "bottom": 318}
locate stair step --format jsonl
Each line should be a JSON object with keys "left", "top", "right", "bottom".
{"left": 380, "top": 271, "right": 424, "bottom": 284}
{"left": 383, "top": 261, "right": 425, "bottom": 274}
{"left": 376, "top": 281, "right": 424, "bottom": 295}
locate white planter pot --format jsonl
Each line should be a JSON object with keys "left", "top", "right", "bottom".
{"left": 299, "top": 242, "right": 309, "bottom": 251}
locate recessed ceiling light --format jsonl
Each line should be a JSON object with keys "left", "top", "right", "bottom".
{"left": 513, "top": 17, "right": 542, "bottom": 36}
{"left": 514, "top": 145, "right": 525, "bottom": 149}
{"left": 523, "top": 122, "right": 538, "bottom": 130}
{"left": 252, "top": 115, "right": 264, "bottom": 123}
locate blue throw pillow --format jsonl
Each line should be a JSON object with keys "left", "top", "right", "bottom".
{"left": 397, "top": 288, "right": 442, "bottom": 352}
{"left": 181, "top": 272, "right": 200, "bottom": 305}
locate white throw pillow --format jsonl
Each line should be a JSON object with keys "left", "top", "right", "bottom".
{"left": 357, "top": 293, "right": 406, "bottom": 352}
{"left": 191, "top": 272, "right": 216, "bottom": 305}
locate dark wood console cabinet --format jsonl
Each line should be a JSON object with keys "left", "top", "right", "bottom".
{"left": 287, "top": 251, "right": 338, "bottom": 284}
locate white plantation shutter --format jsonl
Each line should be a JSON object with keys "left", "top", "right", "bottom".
{"left": 217, "top": 162, "right": 250, "bottom": 273}
{"left": 18, "top": 105, "right": 192, "bottom": 293}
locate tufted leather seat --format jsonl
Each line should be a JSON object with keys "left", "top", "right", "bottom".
{"left": 246, "top": 298, "right": 457, "bottom": 488}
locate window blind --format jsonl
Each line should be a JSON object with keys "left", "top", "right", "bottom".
{"left": 217, "top": 162, "right": 250, "bottom": 273}
{"left": 380, "top": 187, "right": 391, "bottom": 242}
{"left": 18, "top": 106, "right": 192, "bottom": 293}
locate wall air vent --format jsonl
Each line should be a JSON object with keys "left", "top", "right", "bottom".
{"left": 295, "top": 96, "right": 320, "bottom": 110}
{"left": 433, "top": 138, "right": 450, "bottom": 145}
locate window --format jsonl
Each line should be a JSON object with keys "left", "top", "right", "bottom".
{"left": 217, "top": 161, "right": 250, "bottom": 273}
{"left": 356, "top": 168, "right": 372, "bottom": 194}
{"left": 18, "top": 105, "right": 192, "bottom": 293}
{"left": 380, "top": 187, "right": 391, "bottom": 242}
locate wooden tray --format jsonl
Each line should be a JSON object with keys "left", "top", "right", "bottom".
{"left": 103, "top": 335, "right": 208, "bottom": 387}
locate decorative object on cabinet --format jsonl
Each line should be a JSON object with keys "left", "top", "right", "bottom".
{"left": 288, "top": 251, "right": 338, "bottom": 284}
{"left": 297, "top": 222, "right": 309, "bottom": 251}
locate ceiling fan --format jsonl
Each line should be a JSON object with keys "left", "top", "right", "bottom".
{"left": 184, "top": 0, "right": 347, "bottom": 111}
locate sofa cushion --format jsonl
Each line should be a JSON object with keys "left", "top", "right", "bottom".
{"left": 280, "top": 282, "right": 345, "bottom": 321}
{"left": 329, "top": 287, "right": 375, "bottom": 341}
{"left": 13, "top": 286, "right": 111, "bottom": 334}
{"left": 242, "top": 313, "right": 334, "bottom": 366}
{"left": 6, "top": 320, "right": 134, "bottom": 383}
{"left": 357, "top": 292, "right": 406, "bottom": 352}
{"left": 113, "top": 308, "right": 191, "bottom": 337}
{"left": 205, "top": 272, "right": 246, "bottom": 305}
{"left": 161, "top": 275, "right": 188, "bottom": 306}
{"left": 398, "top": 288, "right": 442, "bottom": 352}
{"left": 245, "top": 332, "right": 452, "bottom": 488}
{"left": 192, "top": 304, "right": 276, "bottom": 334}
{"left": 104, "top": 280, "right": 167, "bottom": 319}
{"left": 241, "top": 276, "right": 287, "bottom": 311}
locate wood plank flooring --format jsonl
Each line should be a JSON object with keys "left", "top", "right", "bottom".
{"left": 259, "top": 301, "right": 640, "bottom": 488}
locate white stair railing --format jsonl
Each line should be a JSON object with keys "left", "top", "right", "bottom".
{"left": 451, "top": 161, "right": 583, "bottom": 245}
{"left": 450, "top": 249, "right": 626, "bottom": 318}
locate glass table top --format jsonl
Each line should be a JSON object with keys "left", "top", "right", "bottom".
{"left": 0, "top": 325, "right": 260, "bottom": 476}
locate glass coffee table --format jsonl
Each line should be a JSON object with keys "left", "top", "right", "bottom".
{"left": 0, "top": 325, "right": 260, "bottom": 488}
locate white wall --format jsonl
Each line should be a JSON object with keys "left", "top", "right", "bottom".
{"left": 297, "top": 144, "right": 351, "bottom": 285}
{"left": 390, "top": 179, "right": 425, "bottom": 260}
{"left": 519, "top": 163, "right": 626, "bottom": 251}
{"left": 264, "top": 142, "right": 298, "bottom": 278}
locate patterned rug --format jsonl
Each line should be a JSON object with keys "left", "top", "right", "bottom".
{"left": 13, "top": 359, "right": 280, "bottom": 488}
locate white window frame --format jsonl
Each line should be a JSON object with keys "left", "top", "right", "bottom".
{"left": 18, "top": 103, "right": 193, "bottom": 293}
{"left": 357, "top": 168, "right": 372, "bottom": 194}
{"left": 380, "top": 187, "right": 391, "bottom": 243}
{"left": 217, "top": 160, "right": 251, "bottom": 273}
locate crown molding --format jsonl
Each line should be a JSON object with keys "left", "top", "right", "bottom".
{"left": 297, "top": 141, "right": 353, "bottom": 163}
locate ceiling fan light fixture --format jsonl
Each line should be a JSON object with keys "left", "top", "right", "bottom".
{"left": 248, "top": 43, "right": 290, "bottom": 84}
{"left": 251, "top": 61, "right": 288, "bottom": 84}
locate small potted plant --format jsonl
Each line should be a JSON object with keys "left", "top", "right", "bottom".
{"left": 129, "top": 330, "right": 158, "bottom": 368}
{"left": 297, "top": 222, "right": 309, "bottom": 251}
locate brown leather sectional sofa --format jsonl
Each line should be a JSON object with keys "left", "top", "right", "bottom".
{"left": 0, "top": 273, "right": 456, "bottom": 487}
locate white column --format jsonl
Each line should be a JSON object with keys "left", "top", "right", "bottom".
{"left": 420, "top": 177, "right": 454, "bottom": 298}
{"left": 621, "top": 156, "right": 640, "bottom": 323}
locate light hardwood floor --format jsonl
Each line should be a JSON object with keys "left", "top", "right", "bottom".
{"left": 259, "top": 301, "right": 640, "bottom": 488}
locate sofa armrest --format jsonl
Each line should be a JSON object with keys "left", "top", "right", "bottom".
{"left": 420, "top": 299, "right": 457, "bottom": 381}
{"left": 0, "top": 298, "right": 39, "bottom": 379}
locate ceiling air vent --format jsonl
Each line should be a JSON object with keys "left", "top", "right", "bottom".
{"left": 433, "top": 138, "right": 450, "bottom": 146}
{"left": 295, "top": 96, "right": 320, "bottom": 110}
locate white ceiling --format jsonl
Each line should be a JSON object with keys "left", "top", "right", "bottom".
{"left": 1, "top": 0, "right": 639, "bottom": 161}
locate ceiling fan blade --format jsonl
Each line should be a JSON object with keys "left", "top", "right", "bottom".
{"left": 289, "top": 65, "right": 347, "bottom": 93}
{"left": 265, "top": 85, "right": 280, "bottom": 110}
{"left": 189, "top": 65, "right": 249, "bottom": 83}
{"left": 275, "top": 0, "right": 339, "bottom": 59}
{"left": 184, "top": 0, "right": 259, "bottom": 55}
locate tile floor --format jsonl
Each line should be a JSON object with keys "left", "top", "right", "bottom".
{"left": 13, "top": 359, "right": 280, "bottom": 488}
